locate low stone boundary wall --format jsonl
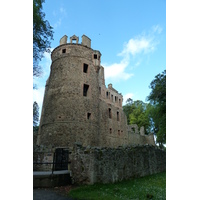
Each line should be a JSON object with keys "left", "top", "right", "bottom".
{"left": 70, "top": 144, "right": 166, "bottom": 184}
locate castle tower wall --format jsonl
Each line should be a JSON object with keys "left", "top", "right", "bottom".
{"left": 38, "top": 39, "right": 101, "bottom": 148}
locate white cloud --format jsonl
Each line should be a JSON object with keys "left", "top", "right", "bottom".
{"left": 123, "top": 93, "right": 134, "bottom": 105}
{"left": 103, "top": 59, "right": 134, "bottom": 81}
{"left": 103, "top": 25, "right": 162, "bottom": 82}
{"left": 103, "top": 36, "right": 153, "bottom": 82}
{"left": 118, "top": 36, "right": 155, "bottom": 58}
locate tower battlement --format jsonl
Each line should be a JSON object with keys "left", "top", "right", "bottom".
{"left": 59, "top": 34, "right": 91, "bottom": 48}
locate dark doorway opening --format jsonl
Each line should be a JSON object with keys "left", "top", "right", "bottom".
{"left": 54, "top": 148, "right": 69, "bottom": 171}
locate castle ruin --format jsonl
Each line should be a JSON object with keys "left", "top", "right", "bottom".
{"left": 36, "top": 34, "right": 155, "bottom": 149}
{"left": 33, "top": 35, "right": 166, "bottom": 186}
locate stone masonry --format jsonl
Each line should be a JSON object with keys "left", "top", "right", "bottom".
{"left": 36, "top": 34, "right": 155, "bottom": 149}
{"left": 34, "top": 35, "right": 165, "bottom": 185}
{"left": 69, "top": 143, "right": 166, "bottom": 184}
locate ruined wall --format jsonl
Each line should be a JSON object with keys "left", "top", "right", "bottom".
{"left": 70, "top": 144, "right": 166, "bottom": 184}
{"left": 127, "top": 124, "right": 155, "bottom": 146}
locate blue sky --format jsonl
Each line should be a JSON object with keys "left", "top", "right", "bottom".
{"left": 33, "top": 0, "right": 166, "bottom": 115}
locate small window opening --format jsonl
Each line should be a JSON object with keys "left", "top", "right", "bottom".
{"left": 62, "top": 49, "right": 66, "bottom": 53}
{"left": 119, "top": 99, "right": 121, "bottom": 106}
{"left": 108, "top": 108, "right": 112, "bottom": 119}
{"left": 83, "top": 63, "right": 88, "bottom": 73}
{"left": 110, "top": 128, "right": 112, "bottom": 134}
{"left": 72, "top": 39, "right": 76, "bottom": 44}
{"left": 83, "top": 84, "right": 89, "bottom": 96}
{"left": 117, "top": 111, "right": 119, "bottom": 121}
{"left": 106, "top": 91, "right": 109, "bottom": 99}
{"left": 99, "top": 87, "right": 101, "bottom": 94}
{"left": 111, "top": 95, "right": 113, "bottom": 102}
{"left": 94, "top": 54, "right": 97, "bottom": 59}
{"left": 115, "top": 96, "right": 118, "bottom": 102}
{"left": 87, "top": 113, "right": 91, "bottom": 119}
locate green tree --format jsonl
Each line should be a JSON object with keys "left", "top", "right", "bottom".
{"left": 33, "top": 0, "right": 53, "bottom": 77}
{"left": 33, "top": 101, "right": 39, "bottom": 127}
{"left": 123, "top": 99, "right": 151, "bottom": 134}
{"left": 147, "top": 70, "right": 166, "bottom": 147}
{"left": 129, "top": 100, "right": 151, "bottom": 134}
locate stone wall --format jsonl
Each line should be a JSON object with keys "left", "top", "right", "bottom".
{"left": 69, "top": 144, "right": 166, "bottom": 184}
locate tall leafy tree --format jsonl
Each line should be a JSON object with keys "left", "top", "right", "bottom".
{"left": 123, "top": 99, "right": 151, "bottom": 134}
{"left": 129, "top": 100, "right": 151, "bottom": 134}
{"left": 33, "top": 0, "right": 53, "bottom": 77}
{"left": 33, "top": 101, "right": 39, "bottom": 127}
{"left": 147, "top": 70, "right": 166, "bottom": 147}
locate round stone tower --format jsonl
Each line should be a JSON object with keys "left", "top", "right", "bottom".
{"left": 37, "top": 34, "right": 102, "bottom": 148}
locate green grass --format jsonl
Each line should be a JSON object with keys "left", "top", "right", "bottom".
{"left": 68, "top": 172, "right": 166, "bottom": 200}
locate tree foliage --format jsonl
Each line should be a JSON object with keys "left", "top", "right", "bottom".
{"left": 33, "top": 101, "right": 39, "bottom": 127}
{"left": 33, "top": 0, "right": 53, "bottom": 77}
{"left": 122, "top": 70, "right": 166, "bottom": 148}
{"left": 147, "top": 70, "right": 166, "bottom": 147}
{"left": 123, "top": 99, "right": 152, "bottom": 134}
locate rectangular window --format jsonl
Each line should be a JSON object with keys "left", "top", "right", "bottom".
{"left": 62, "top": 49, "right": 66, "bottom": 53}
{"left": 99, "top": 87, "right": 101, "bottom": 94}
{"left": 83, "top": 63, "right": 88, "bottom": 73}
{"left": 117, "top": 111, "right": 119, "bottom": 121}
{"left": 111, "top": 95, "right": 113, "bottom": 102}
{"left": 106, "top": 91, "right": 109, "bottom": 99}
{"left": 110, "top": 128, "right": 112, "bottom": 134}
{"left": 108, "top": 108, "right": 112, "bottom": 119}
{"left": 94, "top": 54, "right": 97, "bottom": 59}
{"left": 83, "top": 84, "right": 89, "bottom": 96}
{"left": 119, "top": 99, "right": 121, "bottom": 106}
{"left": 87, "top": 113, "right": 91, "bottom": 119}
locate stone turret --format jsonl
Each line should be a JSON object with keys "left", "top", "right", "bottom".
{"left": 37, "top": 34, "right": 101, "bottom": 147}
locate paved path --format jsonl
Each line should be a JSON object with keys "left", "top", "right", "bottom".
{"left": 33, "top": 188, "right": 75, "bottom": 200}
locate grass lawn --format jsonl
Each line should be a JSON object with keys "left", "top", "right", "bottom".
{"left": 68, "top": 172, "right": 166, "bottom": 200}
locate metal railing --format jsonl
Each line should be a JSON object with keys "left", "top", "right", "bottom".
{"left": 33, "top": 150, "right": 70, "bottom": 174}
